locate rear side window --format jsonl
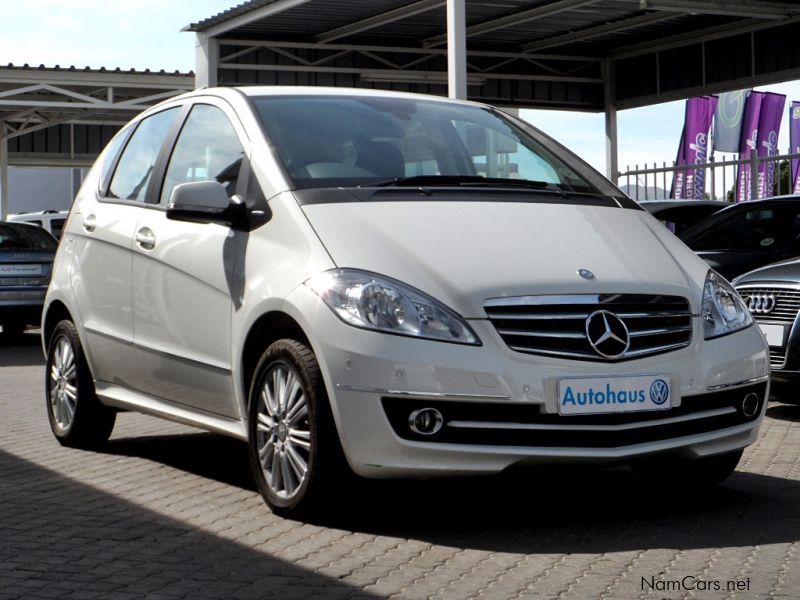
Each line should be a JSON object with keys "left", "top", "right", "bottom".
{"left": 50, "top": 219, "right": 66, "bottom": 239}
{"left": 0, "top": 224, "right": 57, "bottom": 249}
{"left": 97, "top": 126, "right": 133, "bottom": 193}
{"left": 160, "top": 104, "right": 244, "bottom": 205}
{"left": 107, "top": 108, "right": 178, "bottom": 202}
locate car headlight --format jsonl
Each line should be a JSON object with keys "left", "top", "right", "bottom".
{"left": 305, "top": 269, "right": 480, "bottom": 345}
{"left": 702, "top": 270, "right": 752, "bottom": 339}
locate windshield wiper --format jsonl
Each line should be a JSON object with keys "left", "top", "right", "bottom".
{"left": 362, "top": 175, "right": 564, "bottom": 193}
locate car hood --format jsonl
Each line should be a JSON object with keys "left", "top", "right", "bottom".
{"left": 733, "top": 256, "right": 800, "bottom": 286}
{"left": 301, "top": 199, "right": 706, "bottom": 318}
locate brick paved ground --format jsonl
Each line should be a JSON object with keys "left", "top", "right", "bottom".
{"left": 1, "top": 331, "right": 799, "bottom": 600}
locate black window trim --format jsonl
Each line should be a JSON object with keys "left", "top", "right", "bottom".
{"left": 97, "top": 104, "right": 189, "bottom": 210}
{"left": 153, "top": 101, "right": 250, "bottom": 207}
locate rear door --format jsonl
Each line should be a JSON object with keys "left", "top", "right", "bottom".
{"left": 71, "top": 106, "right": 181, "bottom": 386}
{"left": 130, "top": 100, "right": 248, "bottom": 418}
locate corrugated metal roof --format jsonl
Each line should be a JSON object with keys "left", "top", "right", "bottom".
{"left": 0, "top": 63, "right": 192, "bottom": 77}
{"left": 185, "top": 0, "right": 279, "bottom": 32}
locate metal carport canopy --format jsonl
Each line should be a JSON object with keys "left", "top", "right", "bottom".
{"left": 0, "top": 65, "right": 194, "bottom": 220}
{"left": 186, "top": 0, "right": 800, "bottom": 179}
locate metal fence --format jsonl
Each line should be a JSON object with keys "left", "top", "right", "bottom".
{"left": 618, "top": 151, "right": 800, "bottom": 202}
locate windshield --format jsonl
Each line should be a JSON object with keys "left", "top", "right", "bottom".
{"left": 0, "top": 223, "right": 57, "bottom": 250}
{"left": 253, "top": 95, "right": 617, "bottom": 195}
{"left": 680, "top": 203, "right": 800, "bottom": 252}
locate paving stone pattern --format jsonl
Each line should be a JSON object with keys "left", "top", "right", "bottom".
{"left": 1, "top": 333, "right": 799, "bottom": 599}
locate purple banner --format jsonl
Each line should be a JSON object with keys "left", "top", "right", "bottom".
{"left": 671, "top": 96, "right": 716, "bottom": 199}
{"left": 791, "top": 101, "right": 800, "bottom": 195}
{"left": 671, "top": 126, "right": 687, "bottom": 199}
{"left": 736, "top": 92, "right": 765, "bottom": 202}
{"left": 756, "top": 92, "right": 786, "bottom": 199}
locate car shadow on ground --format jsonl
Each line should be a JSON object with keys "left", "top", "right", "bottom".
{"left": 0, "top": 329, "right": 43, "bottom": 367}
{"left": 767, "top": 401, "right": 800, "bottom": 422}
{"left": 104, "top": 429, "right": 800, "bottom": 555}
{"left": 0, "top": 448, "right": 379, "bottom": 599}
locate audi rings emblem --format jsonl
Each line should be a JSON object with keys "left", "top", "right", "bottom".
{"left": 744, "top": 293, "right": 777, "bottom": 314}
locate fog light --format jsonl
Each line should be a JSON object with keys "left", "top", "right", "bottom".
{"left": 741, "top": 393, "right": 759, "bottom": 417}
{"left": 408, "top": 408, "right": 443, "bottom": 435}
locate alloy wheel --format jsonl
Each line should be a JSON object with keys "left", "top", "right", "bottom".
{"left": 50, "top": 335, "right": 78, "bottom": 431}
{"left": 255, "top": 363, "right": 312, "bottom": 500}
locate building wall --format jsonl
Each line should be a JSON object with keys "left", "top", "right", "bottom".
{"left": 7, "top": 167, "right": 86, "bottom": 214}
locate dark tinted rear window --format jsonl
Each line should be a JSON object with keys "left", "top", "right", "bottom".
{"left": 680, "top": 203, "right": 800, "bottom": 252}
{"left": 0, "top": 223, "right": 57, "bottom": 250}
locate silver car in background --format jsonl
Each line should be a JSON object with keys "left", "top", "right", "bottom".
{"left": 0, "top": 221, "right": 57, "bottom": 336}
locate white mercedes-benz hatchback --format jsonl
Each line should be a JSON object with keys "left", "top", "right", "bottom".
{"left": 43, "top": 87, "right": 769, "bottom": 514}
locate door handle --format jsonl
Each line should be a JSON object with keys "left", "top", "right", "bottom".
{"left": 135, "top": 227, "right": 156, "bottom": 250}
{"left": 82, "top": 214, "right": 96, "bottom": 233}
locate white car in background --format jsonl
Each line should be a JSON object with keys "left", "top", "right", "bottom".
{"left": 42, "top": 87, "right": 769, "bottom": 515}
{"left": 9, "top": 210, "right": 69, "bottom": 239}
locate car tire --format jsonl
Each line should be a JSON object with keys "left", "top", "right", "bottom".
{"left": 46, "top": 320, "right": 116, "bottom": 448}
{"left": 247, "top": 339, "right": 349, "bottom": 515}
{"left": 630, "top": 449, "right": 743, "bottom": 489}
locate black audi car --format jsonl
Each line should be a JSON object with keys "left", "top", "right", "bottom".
{"left": 734, "top": 259, "right": 800, "bottom": 401}
{"left": 679, "top": 197, "right": 800, "bottom": 281}
{"left": 640, "top": 200, "right": 727, "bottom": 235}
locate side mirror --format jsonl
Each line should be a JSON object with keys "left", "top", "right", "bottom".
{"left": 166, "top": 181, "right": 249, "bottom": 230}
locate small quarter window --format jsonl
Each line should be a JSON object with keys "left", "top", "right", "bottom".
{"left": 107, "top": 108, "right": 179, "bottom": 202}
{"left": 160, "top": 105, "right": 245, "bottom": 205}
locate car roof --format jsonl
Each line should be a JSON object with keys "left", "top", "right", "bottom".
{"left": 234, "top": 85, "right": 478, "bottom": 106}
{"left": 639, "top": 200, "right": 728, "bottom": 211}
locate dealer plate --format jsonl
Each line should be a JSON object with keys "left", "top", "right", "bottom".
{"left": 0, "top": 264, "right": 42, "bottom": 276}
{"left": 558, "top": 375, "right": 672, "bottom": 416}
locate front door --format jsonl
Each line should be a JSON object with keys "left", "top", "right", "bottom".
{"left": 131, "top": 101, "right": 247, "bottom": 419}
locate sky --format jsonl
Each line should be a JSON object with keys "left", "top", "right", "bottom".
{"left": 3, "top": 0, "right": 800, "bottom": 182}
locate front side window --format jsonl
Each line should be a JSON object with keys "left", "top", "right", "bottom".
{"left": 253, "top": 95, "right": 615, "bottom": 195}
{"left": 107, "top": 108, "right": 178, "bottom": 202}
{"left": 160, "top": 104, "right": 245, "bottom": 205}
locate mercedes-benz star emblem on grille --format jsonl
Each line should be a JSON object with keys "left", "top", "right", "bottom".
{"left": 578, "top": 268, "right": 595, "bottom": 280}
{"left": 745, "top": 293, "right": 777, "bottom": 314}
{"left": 585, "top": 310, "right": 630, "bottom": 359}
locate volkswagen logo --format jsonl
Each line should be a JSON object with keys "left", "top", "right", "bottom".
{"left": 649, "top": 379, "right": 670, "bottom": 405}
{"left": 585, "top": 310, "right": 630, "bottom": 359}
{"left": 744, "top": 293, "right": 777, "bottom": 315}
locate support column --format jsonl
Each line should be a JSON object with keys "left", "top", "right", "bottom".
{"left": 195, "top": 32, "right": 219, "bottom": 90}
{"left": 602, "top": 59, "right": 619, "bottom": 182}
{"left": 447, "top": 0, "right": 467, "bottom": 100}
{"left": 0, "top": 122, "right": 8, "bottom": 221}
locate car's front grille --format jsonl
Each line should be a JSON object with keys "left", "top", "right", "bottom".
{"left": 382, "top": 382, "right": 766, "bottom": 448}
{"left": 485, "top": 294, "right": 693, "bottom": 361}
{"left": 770, "top": 348, "right": 787, "bottom": 369}
{"left": 736, "top": 286, "right": 800, "bottom": 325}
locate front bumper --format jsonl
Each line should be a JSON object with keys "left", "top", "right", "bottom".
{"left": 0, "top": 287, "right": 47, "bottom": 327}
{"left": 287, "top": 287, "right": 770, "bottom": 478}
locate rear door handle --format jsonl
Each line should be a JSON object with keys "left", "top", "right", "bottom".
{"left": 82, "top": 214, "right": 96, "bottom": 233}
{"left": 135, "top": 227, "right": 156, "bottom": 250}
